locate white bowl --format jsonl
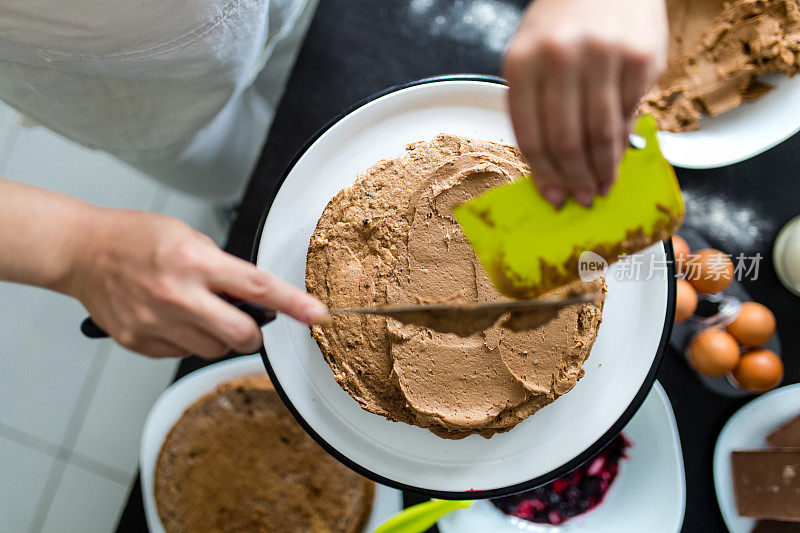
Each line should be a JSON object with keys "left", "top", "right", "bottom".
{"left": 438, "top": 381, "right": 686, "bottom": 533}
{"left": 252, "top": 76, "right": 676, "bottom": 498}
{"left": 714, "top": 383, "right": 800, "bottom": 533}
{"left": 657, "top": 74, "right": 800, "bottom": 169}
{"left": 139, "top": 355, "right": 403, "bottom": 533}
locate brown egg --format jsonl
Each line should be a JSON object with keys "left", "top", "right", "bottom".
{"left": 687, "top": 248, "right": 734, "bottom": 294}
{"left": 726, "top": 302, "right": 776, "bottom": 347}
{"left": 687, "top": 328, "right": 741, "bottom": 377}
{"left": 672, "top": 235, "right": 690, "bottom": 275}
{"left": 732, "top": 349, "right": 783, "bottom": 392}
{"left": 675, "top": 279, "right": 698, "bottom": 323}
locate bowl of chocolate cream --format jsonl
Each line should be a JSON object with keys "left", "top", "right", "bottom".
{"left": 640, "top": 0, "right": 800, "bottom": 168}
{"left": 253, "top": 76, "right": 676, "bottom": 498}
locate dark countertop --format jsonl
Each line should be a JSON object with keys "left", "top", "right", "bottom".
{"left": 117, "top": 1, "right": 800, "bottom": 531}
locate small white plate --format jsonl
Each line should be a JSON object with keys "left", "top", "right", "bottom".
{"left": 713, "top": 383, "right": 800, "bottom": 533}
{"left": 253, "top": 76, "right": 675, "bottom": 498}
{"left": 657, "top": 74, "right": 800, "bottom": 169}
{"left": 438, "top": 381, "right": 685, "bottom": 533}
{"left": 139, "top": 355, "right": 403, "bottom": 533}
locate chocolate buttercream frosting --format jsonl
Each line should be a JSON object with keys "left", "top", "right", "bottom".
{"left": 306, "top": 134, "right": 604, "bottom": 438}
{"left": 305, "top": 135, "right": 604, "bottom": 438}
{"left": 639, "top": 0, "right": 800, "bottom": 132}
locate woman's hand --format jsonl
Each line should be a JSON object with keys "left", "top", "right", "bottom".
{"left": 503, "top": 0, "right": 668, "bottom": 207}
{"left": 62, "top": 209, "right": 329, "bottom": 359}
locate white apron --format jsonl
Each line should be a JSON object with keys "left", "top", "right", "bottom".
{"left": 0, "top": 0, "right": 316, "bottom": 201}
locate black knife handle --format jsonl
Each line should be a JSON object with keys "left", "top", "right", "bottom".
{"left": 80, "top": 301, "right": 277, "bottom": 339}
{"left": 80, "top": 317, "right": 110, "bottom": 339}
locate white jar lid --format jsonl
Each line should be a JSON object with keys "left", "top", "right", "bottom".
{"left": 773, "top": 214, "right": 800, "bottom": 296}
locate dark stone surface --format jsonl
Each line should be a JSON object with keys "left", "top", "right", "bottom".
{"left": 117, "top": 1, "right": 800, "bottom": 532}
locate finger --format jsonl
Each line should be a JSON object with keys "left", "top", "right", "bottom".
{"left": 205, "top": 253, "right": 329, "bottom": 324}
{"left": 621, "top": 52, "right": 655, "bottom": 120}
{"left": 187, "top": 290, "right": 264, "bottom": 354}
{"left": 88, "top": 312, "right": 189, "bottom": 358}
{"left": 117, "top": 334, "right": 191, "bottom": 359}
{"left": 541, "top": 43, "right": 596, "bottom": 208}
{"left": 583, "top": 41, "right": 624, "bottom": 195}
{"left": 620, "top": 55, "right": 652, "bottom": 156}
{"left": 157, "top": 325, "right": 230, "bottom": 359}
{"left": 504, "top": 45, "right": 564, "bottom": 207}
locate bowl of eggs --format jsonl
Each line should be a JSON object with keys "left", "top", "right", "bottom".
{"left": 669, "top": 231, "right": 783, "bottom": 396}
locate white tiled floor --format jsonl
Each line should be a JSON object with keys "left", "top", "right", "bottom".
{"left": 0, "top": 284, "right": 106, "bottom": 445}
{"left": 38, "top": 463, "right": 130, "bottom": 533}
{"left": 3, "top": 124, "right": 160, "bottom": 210}
{"left": 0, "top": 104, "right": 17, "bottom": 164}
{"left": 0, "top": 104, "right": 229, "bottom": 532}
{"left": 0, "top": 435, "right": 54, "bottom": 533}
{"left": 71, "top": 346, "right": 177, "bottom": 481}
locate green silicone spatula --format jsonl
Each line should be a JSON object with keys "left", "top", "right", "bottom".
{"left": 453, "top": 115, "right": 683, "bottom": 299}
{"left": 374, "top": 500, "right": 474, "bottom": 533}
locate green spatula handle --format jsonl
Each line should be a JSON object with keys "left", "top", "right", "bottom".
{"left": 374, "top": 499, "right": 474, "bottom": 533}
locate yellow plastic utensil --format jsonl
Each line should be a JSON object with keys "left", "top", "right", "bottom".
{"left": 453, "top": 115, "right": 683, "bottom": 299}
{"left": 373, "top": 499, "right": 474, "bottom": 533}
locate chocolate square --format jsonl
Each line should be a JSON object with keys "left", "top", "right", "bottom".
{"left": 768, "top": 414, "right": 800, "bottom": 449}
{"left": 752, "top": 520, "right": 800, "bottom": 532}
{"left": 732, "top": 450, "right": 800, "bottom": 521}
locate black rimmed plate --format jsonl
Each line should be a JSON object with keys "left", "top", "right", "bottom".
{"left": 251, "top": 75, "right": 675, "bottom": 499}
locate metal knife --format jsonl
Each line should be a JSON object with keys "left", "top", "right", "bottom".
{"left": 80, "top": 291, "right": 602, "bottom": 343}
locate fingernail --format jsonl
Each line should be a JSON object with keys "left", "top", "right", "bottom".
{"left": 310, "top": 313, "right": 333, "bottom": 326}
{"left": 308, "top": 305, "right": 333, "bottom": 326}
{"left": 247, "top": 333, "right": 264, "bottom": 354}
{"left": 574, "top": 188, "right": 594, "bottom": 208}
{"left": 542, "top": 187, "right": 565, "bottom": 208}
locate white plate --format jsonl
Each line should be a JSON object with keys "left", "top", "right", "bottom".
{"left": 713, "top": 383, "right": 800, "bottom": 533}
{"left": 253, "top": 76, "right": 675, "bottom": 498}
{"left": 657, "top": 74, "right": 800, "bottom": 169}
{"left": 140, "top": 355, "right": 403, "bottom": 533}
{"left": 438, "top": 381, "right": 686, "bottom": 533}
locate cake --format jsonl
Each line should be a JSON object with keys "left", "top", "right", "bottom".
{"left": 155, "top": 375, "right": 374, "bottom": 532}
{"left": 305, "top": 135, "right": 604, "bottom": 438}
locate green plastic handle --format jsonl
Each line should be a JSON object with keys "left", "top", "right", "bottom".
{"left": 373, "top": 499, "right": 474, "bottom": 533}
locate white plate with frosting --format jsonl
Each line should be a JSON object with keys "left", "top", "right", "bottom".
{"left": 252, "top": 76, "right": 676, "bottom": 498}
{"left": 657, "top": 74, "right": 800, "bottom": 169}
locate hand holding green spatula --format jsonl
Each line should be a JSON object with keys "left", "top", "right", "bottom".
{"left": 454, "top": 115, "right": 684, "bottom": 299}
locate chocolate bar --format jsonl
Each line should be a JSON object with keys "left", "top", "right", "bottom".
{"left": 732, "top": 450, "right": 800, "bottom": 522}
{"left": 752, "top": 520, "right": 800, "bottom": 532}
{"left": 768, "top": 414, "right": 800, "bottom": 449}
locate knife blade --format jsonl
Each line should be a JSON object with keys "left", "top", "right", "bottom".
{"left": 330, "top": 292, "right": 601, "bottom": 316}
{"left": 327, "top": 290, "right": 603, "bottom": 337}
